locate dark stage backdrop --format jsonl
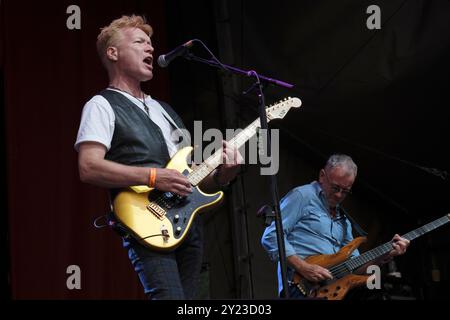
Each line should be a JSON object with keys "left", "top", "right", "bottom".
{"left": 164, "top": 0, "right": 450, "bottom": 299}
{"left": 235, "top": 0, "right": 450, "bottom": 299}
{"left": 2, "top": 0, "right": 171, "bottom": 299}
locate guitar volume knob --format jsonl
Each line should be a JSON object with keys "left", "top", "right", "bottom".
{"left": 173, "top": 214, "right": 180, "bottom": 223}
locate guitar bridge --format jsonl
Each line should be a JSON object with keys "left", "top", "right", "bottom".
{"left": 147, "top": 202, "right": 167, "bottom": 220}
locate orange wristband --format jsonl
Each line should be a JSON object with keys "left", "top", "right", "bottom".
{"left": 148, "top": 168, "right": 157, "bottom": 188}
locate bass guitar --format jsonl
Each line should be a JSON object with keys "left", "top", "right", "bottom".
{"left": 293, "top": 213, "right": 450, "bottom": 299}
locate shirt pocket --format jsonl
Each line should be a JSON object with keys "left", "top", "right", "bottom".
{"left": 303, "top": 207, "right": 330, "bottom": 236}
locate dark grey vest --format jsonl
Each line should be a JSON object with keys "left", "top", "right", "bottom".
{"left": 99, "top": 89, "right": 186, "bottom": 168}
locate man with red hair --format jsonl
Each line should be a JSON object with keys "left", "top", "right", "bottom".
{"left": 75, "top": 15, "right": 241, "bottom": 299}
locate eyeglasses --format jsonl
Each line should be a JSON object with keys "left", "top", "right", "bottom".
{"left": 323, "top": 170, "right": 352, "bottom": 195}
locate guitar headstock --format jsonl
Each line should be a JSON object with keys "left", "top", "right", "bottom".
{"left": 266, "top": 97, "right": 302, "bottom": 121}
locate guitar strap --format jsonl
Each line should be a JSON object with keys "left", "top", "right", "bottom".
{"left": 156, "top": 100, "right": 191, "bottom": 148}
{"left": 339, "top": 206, "right": 368, "bottom": 237}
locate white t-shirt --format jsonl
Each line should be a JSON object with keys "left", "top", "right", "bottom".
{"left": 75, "top": 88, "right": 180, "bottom": 157}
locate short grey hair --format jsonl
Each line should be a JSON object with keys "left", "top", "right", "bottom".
{"left": 324, "top": 154, "right": 357, "bottom": 176}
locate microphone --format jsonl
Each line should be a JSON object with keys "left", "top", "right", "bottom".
{"left": 157, "top": 40, "right": 194, "bottom": 68}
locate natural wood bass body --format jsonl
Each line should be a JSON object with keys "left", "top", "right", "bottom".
{"left": 292, "top": 214, "right": 450, "bottom": 299}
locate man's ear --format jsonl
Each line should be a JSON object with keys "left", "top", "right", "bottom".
{"left": 106, "top": 47, "right": 118, "bottom": 62}
{"left": 318, "top": 169, "right": 325, "bottom": 182}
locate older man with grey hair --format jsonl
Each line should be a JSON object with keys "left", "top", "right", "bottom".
{"left": 261, "top": 154, "right": 409, "bottom": 298}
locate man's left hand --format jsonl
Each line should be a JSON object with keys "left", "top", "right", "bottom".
{"left": 216, "top": 140, "right": 243, "bottom": 185}
{"left": 389, "top": 234, "right": 410, "bottom": 257}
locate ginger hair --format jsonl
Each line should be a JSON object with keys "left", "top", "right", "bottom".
{"left": 96, "top": 15, "right": 153, "bottom": 68}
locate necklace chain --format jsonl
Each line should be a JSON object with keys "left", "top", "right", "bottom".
{"left": 108, "top": 86, "right": 149, "bottom": 115}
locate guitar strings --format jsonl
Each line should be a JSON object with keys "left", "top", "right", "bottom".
{"left": 327, "top": 216, "right": 450, "bottom": 277}
{"left": 329, "top": 262, "right": 351, "bottom": 278}
{"left": 307, "top": 216, "right": 450, "bottom": 281}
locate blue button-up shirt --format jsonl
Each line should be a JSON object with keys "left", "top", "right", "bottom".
{"left": 261, "top": 181, "right": 359, "bottom": 293}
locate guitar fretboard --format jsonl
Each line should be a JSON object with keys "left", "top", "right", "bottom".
{"left": 187, "top": 118, "right": 261, "bottom": 186}
{"left": 344, "top": 214, "right": 450, "bottom": 272}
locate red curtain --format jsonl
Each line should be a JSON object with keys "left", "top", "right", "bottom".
{"left": 3, "top": 0, "right": 170, "bottom": 299}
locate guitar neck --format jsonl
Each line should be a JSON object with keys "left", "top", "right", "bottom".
{"left": 346, "top": 214, "right": 450, "bottom": 272}
{"left": 188, "top": 118, "right": 261, "bottom": 186}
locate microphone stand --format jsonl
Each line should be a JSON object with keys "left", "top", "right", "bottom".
{"left": 185, "top": 54, "right": 294, "bottom": 89}
{"left": 184, "top": 51, "right": 293, "bottom": 298}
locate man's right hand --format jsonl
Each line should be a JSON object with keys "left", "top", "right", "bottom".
{"left": 154, "top": 168, "right": 192, "bottom": 196}
{"left": 288, "top": 255, "right": 333, "bottom": 283}
{"left": 298, "top": 261, "right": 333, "bottom": 283}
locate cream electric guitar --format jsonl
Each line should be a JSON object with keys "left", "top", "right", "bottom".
{"left": 113, "top": 97, "right": 302, "bottom": 250}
